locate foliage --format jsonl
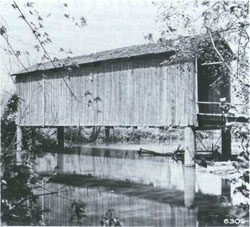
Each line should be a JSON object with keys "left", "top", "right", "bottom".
{"left": 222, "top": 101, "right": 249, "bottom": 204}
{"left": 196, "top": 191, "right": 249, "bottom": 226}
{"left": 100, "top": 209, "right": 122, "bottom": 226}
{"left": 1, "top": 94, "right": 19, "bottom": 151}
{"left": 1, "top": 94, "right": 56, "bottom": 155}
{"left": 231, "top": 122, "right": 249, "bottom": 201}
{"left": 64, "top": 126, "right": 183, "bottom": 145}
{"left": 153, "top": 0, "right": 249, "bottom": 103}
{"left": 1, "top": 97, "right": 43, "bottom": 225}
{"left": 1, "top": 165, "right": 45, "bottom": 225}
{"left": 69, "top": 200, "right": 87, "bottom": 224}
{"left": 1, "top": 94, "right": 56, "bottom": 225}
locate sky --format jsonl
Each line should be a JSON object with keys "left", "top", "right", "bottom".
{"left": 0, "top": 0, "right": 160, "bottom": 96}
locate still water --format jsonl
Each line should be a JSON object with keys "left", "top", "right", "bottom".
{"left": 35, "top": 147, "right": 248, "bottom": 226}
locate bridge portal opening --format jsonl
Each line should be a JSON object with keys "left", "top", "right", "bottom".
{"left": 197, "top": 61, "right": 230, "bottom": 114}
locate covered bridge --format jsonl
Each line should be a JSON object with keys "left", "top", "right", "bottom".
{"left": 13, "top": 34, "right": 236, "bottom": 165}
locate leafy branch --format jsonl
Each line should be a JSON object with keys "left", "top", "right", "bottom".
{"left": 0, "top": 26, "right": 29, "bottom": 73}
{"left": 10, "top": 1, "right": 91, "bottom": 106}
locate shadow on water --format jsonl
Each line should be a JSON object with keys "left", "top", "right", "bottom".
{"left": 35, "top": 147, "right": 249, "bottom": 226}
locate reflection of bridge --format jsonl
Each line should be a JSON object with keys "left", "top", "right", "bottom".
{"left": 37, "top": 151, "right": 232, "bottom": 207}
{"left": 13, "top": 35, "right": 249, "bottom": 165}
{"left": 37, "top": 151, "right": 233, "bottom": 226}
{"left": 40, "top": 181, "right": 198, "bottom": 226}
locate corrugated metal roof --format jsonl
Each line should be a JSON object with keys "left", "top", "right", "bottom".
{"left": 14, "top": 42, "right": 175, "bottom": 75}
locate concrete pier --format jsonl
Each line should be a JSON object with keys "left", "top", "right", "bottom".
{"left": 184, "top": 167, "right": 196, "bottom": 208}
{"left": 184, "top": 127, "right": 196, "bottom": 167}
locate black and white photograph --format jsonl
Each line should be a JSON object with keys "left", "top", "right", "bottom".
{"left": 0, "top": 0, "right": 249, "bottom": 226}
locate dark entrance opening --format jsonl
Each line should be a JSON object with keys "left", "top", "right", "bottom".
{"left": 197, "top": 61, "right": 230, "bottom": 114}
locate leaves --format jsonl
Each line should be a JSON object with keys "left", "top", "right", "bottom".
{"left": 94, "top": 96, "right": 102, "bottom": 102}
{"left": 38, "top": 23, "right": 43, "bottom": 28}
{"left": 144, "top": 33, "right": 153, "bottom": 42}
{"left": 26, "top": 2, "right": 34, "bottom": 8}
{"left": 15, "top": 51, "right": 21, "bottom": 57}
{"left": 88, "top": 99, "right": 92, "bottom": 106}
{"left": 100, "top": 209, "right": 121, "bottom": 226}
{"left": 34, "top": 45, "right": 40, "bottom": 52}
{"left": 0, "top": 25, "right": 7, "bottom": 36}
{"left": 71, "top": 200, "right": 86, "bottom": 216}
{"left": 155, "top": 0, "right": 249, "bottom": 102}
{"left": 84, "top": 90, "right": 92, "bottom": 96}
{"left": 67, "top": 49, "right": 73, "bottom": 54}
{"left": 168, "top": 26, "right": 176, "bottom": 32}
{"left": 1, "top": 94, "right": 58, "bottom": 225}
{"left": 80, "top": 17, "right": 87, "bottom": 26}
{"left": 202, "top": 1, "right": 210, "bottom": 6}
{"left": 11, "top": 3, "right": 17, "bottom": 9}
{"left": 46, "top": 37, "right": 52, "bottom": 43}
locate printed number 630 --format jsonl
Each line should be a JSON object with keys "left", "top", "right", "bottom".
{"left": 224, "top": 219, "right": 247, "bottom": 225}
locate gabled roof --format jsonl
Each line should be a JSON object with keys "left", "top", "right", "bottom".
{"left": 12, "top": 33, "right": 234, "bottom": 76}
{"left": 13, "top": 43, "right": 175, "bottom": 76}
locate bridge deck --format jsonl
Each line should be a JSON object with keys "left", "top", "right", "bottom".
{"left": 197, "top": 113, "right": 249, "bottom": 129}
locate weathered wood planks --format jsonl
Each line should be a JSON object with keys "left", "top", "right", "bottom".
{"left": 17, "top": 55, "right": 197, "bottom": 127}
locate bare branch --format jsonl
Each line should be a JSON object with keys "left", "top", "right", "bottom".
{"left": 13, "top": 1, "right": 56, "bottom": 68}
{"left": 1, "top": 34, "right": 29, "bottom": 72}
{"left": 208, "top": 30, "right": 232, "bottom": 73}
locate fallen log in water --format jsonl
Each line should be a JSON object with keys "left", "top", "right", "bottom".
{"left": 137, "top": 147, "right": 184, "bottom": 157}
{"left": 137, "top": 147, "right": 209, "bottom": 168}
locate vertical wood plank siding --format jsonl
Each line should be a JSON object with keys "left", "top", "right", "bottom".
{"left": 16, "top": 74, "right": 43, "bottom": 126}
{"left": 17, "top": 55, "right": 197, "bottom": 127}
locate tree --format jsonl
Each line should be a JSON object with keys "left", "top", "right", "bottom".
{"left": 152, "top": 0, "right": 249, "bottom": 104}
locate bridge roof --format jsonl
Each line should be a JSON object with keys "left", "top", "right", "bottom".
{"left": 13, "top": 33, "right": 233, "bottom": 76}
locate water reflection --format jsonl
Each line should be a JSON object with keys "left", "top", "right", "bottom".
{"left": 36, "top": 149, "right": 223, "bottom": 195}
{"left": 39, "top": 183, "right": 198, "bottom": 226}
{"left": 184, "top": 167, "right": 195, "bottom": 208}
{"left": 35, "top": 148, "right": 248, "bottom": 226}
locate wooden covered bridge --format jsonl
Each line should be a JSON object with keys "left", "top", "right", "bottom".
{"left": 13, "top": 34, "right": 247, "bottom": 166}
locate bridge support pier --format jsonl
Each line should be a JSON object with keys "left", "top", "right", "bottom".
{"left": 221, "top": 179, "right": 231, "bottom": 203}
{"left": 184, "top": 127, "right": 196, "bottom": 167}
{"left": 16, "top": 125, "right": 23, "bottom": 165}
{"left": 184, "top": 167, "right": 195, "bottom": 208}
{"left": 57, "top": 127, "right": 64, "bottom": 173}
{"left": 57, "top": 154, "right": 64, "bottom": 174}
{"left": 105, "top": 126, "right": 110, "bottom": 142}
{"left": 57, "top": 127, "right": 64, "bottom": 151}
{"left": 221, "top": 129, "right": 231, "bottom": 161}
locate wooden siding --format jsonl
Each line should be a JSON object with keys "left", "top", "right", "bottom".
{"left": 16, "top": 55, "right": 197, "bottom": 127}
{"left": 17, "top": 74, "right": 44, "bottom": 126}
